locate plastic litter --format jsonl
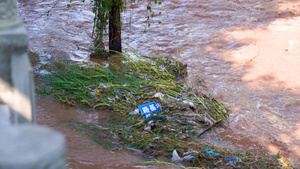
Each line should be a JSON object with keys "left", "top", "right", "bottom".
{"left": 145, "top": 115, "right": 167, "bottom": 122}
{"left": 144, "top": 125, "right": 151, "bottom": 131}
{"left": 95, "top": 88, "right": 102, "bottom": 95}
{"left": 204, "top": 148, "right": 220, "bottom": 156}
{"left": 172, "top": 149, "right": 197, "bottom": 162}
{"left": 150, "top": 92, "right": 165, "bottom": 99}
{"left": 128, "top": 144, "right": 134, "bottom": 147}
{"left": 183, "top": 155, "right": 195, "bottom": 161}
{"left": 116, "top": 88, "right": 121, "bottom": 97}
{"left": 171, "top": 149, "right": 182, "bottom": 162}
{"left": 183, "top": 101, "right": 194, "bottom": 108}
{"left": 274, "top": 151, "right": 280, "bottom": 159}
{"left": 138, "top": 101, "right": 160, "bottom": 118}
{"left": 196, "top": 89, "right": 202, "bottom": 96}
{"left": 129, "top": 109, "right": 140, "bottom": 115}
{"left": 183, "top": 149, "right": 198, "bottom": 156}
{"left": 166, "top": 95, "right": 178, "bottom": 100}
{"left": 225, "top": 158, "right": 237, "bottom": 163}
{"left": 65, "top": 100, "right": 75, "bottom": 106}
{"left": 178, "top": 135, "right": 188, "bottom": 140}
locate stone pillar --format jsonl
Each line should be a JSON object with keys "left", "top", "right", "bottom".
{"left": 0, "top": 0, "right": 35, "bottom": 124}
{"left": 0, "top": 3, "right": 66, "bottom": 169}
{"left": 0, "top": 124, "right": 66, "bottom": 169}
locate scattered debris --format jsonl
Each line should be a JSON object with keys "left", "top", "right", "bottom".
{"left": 41, "top": 54, "right": 287, "bottom": 168}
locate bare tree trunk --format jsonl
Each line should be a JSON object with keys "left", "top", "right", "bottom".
{"left": 109, "top": 0, "right": 122, "bottom": 54}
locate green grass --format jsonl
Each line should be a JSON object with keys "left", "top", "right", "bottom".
{"left": 38, "top": 52, "right": 291, "bottom": 168}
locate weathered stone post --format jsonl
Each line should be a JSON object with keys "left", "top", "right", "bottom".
{"left": 0, "top": 125, "right": 66, "bottom": 169}
{"left": 0, "top": 0, "right": 35, "bottom": 124}
{"left": 0, "top": 1, "right": 67, "bottom": 168}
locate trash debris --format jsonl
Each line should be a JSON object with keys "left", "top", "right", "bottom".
{"left": 94, "top": 89, "right": 100, "bottom": 95}
{"left": 178, "top": 135, "right": 188, "bottom": 140}
{"left": 145, "top": 115, "right": 167, "bottom": 122}
{"left": 171, "top": 149, "right": 182, "bottom": 162}
{"left": 65, "top": 100, "right": 75, "bottom": 106}
{"left": 138, "top": 101, "right": 160, "bottom": 118}
{"left": 166, "top": 94, "right": 178, "bottom": 100}
{"left": 196, "top": 89, "right": 202, "bottom": 96}
{"left": 129, "top": 109, "right": 140, "bottom": 115}
{"left": 128, "top": 144, "right": 134, "bottom": 147}
{"left": 183, "top": 155, "right": 195, "bottom": 161}
{"left": 183, "top": 100, "right": 195, "bottom": 109}
{"left": 144, "top": 124, "right": 152, "bottom": 131}
{"left": 225, "top": 158, "right": 237, "bottom": 163}
{"left": 150, "top": 92, "right": 165, "bottom": 99}
{"left": 204, "top": 148, "right": 220, "bottom": 156}
{"left": 183, "top": 149, "right": 198, "bottom": 156}
{"left": 49, "top": 54, "right": 284, "bottom": 168}
{"left": 171, "top": 149, "right": 197, "bottom": 162}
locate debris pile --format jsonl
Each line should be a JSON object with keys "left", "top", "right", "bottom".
{"left": 40, "top": 53, "right": 284, "bottom": 168}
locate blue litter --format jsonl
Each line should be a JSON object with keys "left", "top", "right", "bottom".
{"left": 116, "top": 88, "right": 121, "bottom": 97}
{"left": 183, "top": 156, "right": 195, "bottom": 161}
{"left": 171, "top": 117, "right": 176, "bottom": 120}
{"left": 204, "top": 148, "right": 220, "bottom": 156}
{"left": 225, "top": 158, "right": 237, "bottom": 162}
{"left": 138, "top": 101, "right": 160, "bottom": 118}
{"left": 128, "top": 144, "right": 134, "bottom": 147}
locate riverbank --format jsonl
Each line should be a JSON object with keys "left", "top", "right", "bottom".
{"left": 30, "top": 51, "right": 292, "bottom": 168}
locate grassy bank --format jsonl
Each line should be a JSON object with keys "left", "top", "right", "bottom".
{"left": 31, "top": 51, "right": 292, "bottom": 168}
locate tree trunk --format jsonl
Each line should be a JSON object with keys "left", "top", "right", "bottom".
{"left": 109, "top": 0, "right": 122, "bottom": 54}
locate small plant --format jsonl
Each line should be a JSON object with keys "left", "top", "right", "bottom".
{"left": 28, "top": 51, "right": 40, "bottom": 65}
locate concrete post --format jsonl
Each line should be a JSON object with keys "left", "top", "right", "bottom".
{"left": 0, "top": 2, "right": 67, "bottom": 168}
{"left": 0, "top": 124, "right": 66, "bottom": 169}
{"left": 0, "top": 0, "right": 35, "bottom": 124}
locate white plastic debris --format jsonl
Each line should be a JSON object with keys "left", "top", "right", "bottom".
{"left": 183, "top": 149, "right": 198, "bottom": 156}
{"left": 183, "top": 100, "right": 194, "bottom": 108}
{"left": 151, "top": 92, "right": 165, "bottom": 99}
{"left": 171, "top": 149, "right": 183, "bottom": 162}
{"left": 129, "top": 109, "right": 140, "bottom": 115}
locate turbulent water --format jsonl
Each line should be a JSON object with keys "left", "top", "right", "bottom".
{"left": 18, "top": 0, "right": 300, "bottom": 166}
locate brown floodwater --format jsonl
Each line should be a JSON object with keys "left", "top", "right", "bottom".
{"left": 35, "top": 97, "right": 173, "bottom": 169}
{"left": 18, "top": 0, "right": 300, "bottom": 166}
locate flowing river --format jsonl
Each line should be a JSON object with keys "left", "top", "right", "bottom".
{"left": 18, "top": 0, "right": 300, "bottom": 167}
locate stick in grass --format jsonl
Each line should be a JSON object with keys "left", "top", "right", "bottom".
{"left": 198, "top": 119, "right": 222, "bottom": 137}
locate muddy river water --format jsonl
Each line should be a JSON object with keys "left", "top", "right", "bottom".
{"left": 18, "top": 0, "right": 300, "bottom": 167}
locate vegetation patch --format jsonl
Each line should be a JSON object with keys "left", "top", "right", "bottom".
{"left": 37, "top": 52, "right": 290, "bottom": 168}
